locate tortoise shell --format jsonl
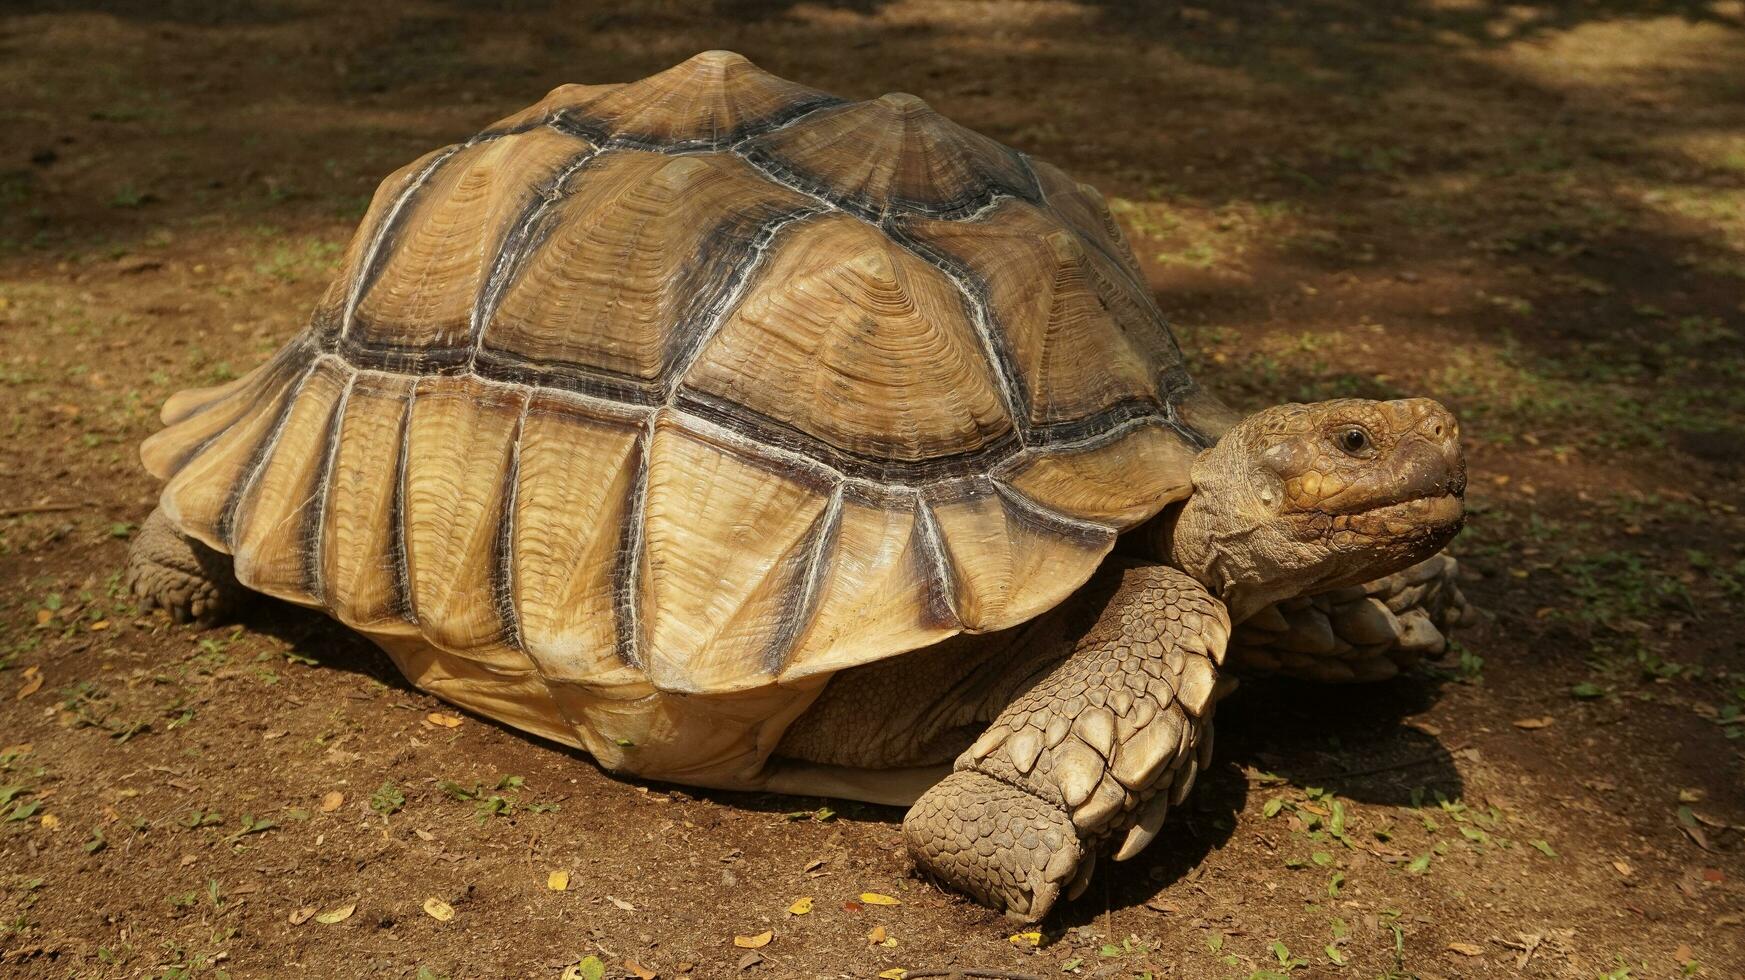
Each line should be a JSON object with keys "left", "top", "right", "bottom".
{"left": 142, "top": 52, "right": 1225, "bottom": 715}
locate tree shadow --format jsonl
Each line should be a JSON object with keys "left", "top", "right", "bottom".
{"left": 4, "top": 0, "right": 305, "bottom": 25}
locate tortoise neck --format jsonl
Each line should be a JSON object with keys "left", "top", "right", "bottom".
{"left": 1123, "top": 493, "right": 1286, "bottom": 624}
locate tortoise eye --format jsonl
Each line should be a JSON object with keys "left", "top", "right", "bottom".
{"left": 1335, "top": 425, "right": 1374, "bottom": 457}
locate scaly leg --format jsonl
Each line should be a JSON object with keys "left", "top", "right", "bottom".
{"left": 125, "top": 507, "right": 241, "bottom": 624}
{"left": 1225, "top": 553, "right": 1469, "bottom": 682}
{"left": 899, "top": 563, "right": 1232, "bottom": 921}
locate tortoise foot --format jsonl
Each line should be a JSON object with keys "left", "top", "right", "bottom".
{"left": 1227, "top": 552, "right": 1471, "bottom": 682}
{"left": 125, "top": 507, "right": 240, "bottom": 625}
{"left": 904, "top": 564, "right": 1227, "bottom": 921}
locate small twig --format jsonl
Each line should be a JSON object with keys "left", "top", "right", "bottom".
{"left": 0, "top": 502, "right": 87, "bottom": 518}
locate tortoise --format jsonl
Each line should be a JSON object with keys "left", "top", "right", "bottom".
{"left": 126, "top": 52, "right": 1467, "bottom": 921}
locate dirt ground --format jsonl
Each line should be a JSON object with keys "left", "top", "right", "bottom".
{"left": 2, "top": 1, "right": 1744, "bottom": 977}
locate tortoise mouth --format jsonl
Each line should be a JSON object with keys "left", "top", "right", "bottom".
{"left": 1362, "top": 491, "right": 1466, "bottom": 537}
{"left": 1297, "top": 489, "right": 1466, "bottom": 546}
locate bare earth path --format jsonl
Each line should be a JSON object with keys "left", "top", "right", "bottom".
{"left": 1, "top": 2, "right": 1742, "bottom": 977}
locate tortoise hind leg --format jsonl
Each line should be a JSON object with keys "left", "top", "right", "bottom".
{"left": 125, "top": 507, "right": 242, "bottom": 625}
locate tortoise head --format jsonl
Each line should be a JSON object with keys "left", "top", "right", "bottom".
{"left": 1163, "top": 398, "right": 1466, "bottom": 622}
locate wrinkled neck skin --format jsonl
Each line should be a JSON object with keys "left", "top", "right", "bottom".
{"left": 1150, "top": 463, "right": 1311, "bottom": 623}
{"left": 1146, "top": 469, "right": 1310, "bottom": 624}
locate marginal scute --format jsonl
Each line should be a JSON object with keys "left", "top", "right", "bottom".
{"left": 480, "top": 150, "right": 811, "bottom": 386}
{"left": 1174, "top": 385, "right": 1242, "bottom": 440}
{"left": 638, "top": 416, "right": 833, "bottom": 692}
{"left": 511, "top": 392, "right": 645, "bottom": 688}
{"left": 924, "top": 479, "right": 1114, "bottom": 632}
{"left": 995, "top": 423, "right": 1198, "bottom": 528}
{"left": 778, "top": 490, "right": 956, "bottom": 682}
{"left": 346, "top": 128, "right": 593, "bottom": 363}
{"left": 681, "top": 213, "right": 1013, "bottom": 464}
{"left": 401, "top": 376, "right": 533, "bottom": 672}
{"left": 742, "top": 91, "right": 1036, "bottom": 218}
{"left": 159, "top": 365, "right": 259, "bottom": 427}
{"left": 321, "top": 371, "right": 416, "bottom": 631}
{"left": 154, "top": 353, "right": 313, "bottom": 551}
{"left": 142, "top": 344, "right": 310, "bottom": 480}
{"left": 229, "top": 357, "right": 352, "bottom": 605}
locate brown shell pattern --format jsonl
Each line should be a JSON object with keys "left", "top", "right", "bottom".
{"left": 142, "top": 52, "right": 1215, "bottom": 697}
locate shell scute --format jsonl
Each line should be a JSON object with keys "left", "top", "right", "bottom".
{"left": 923, "top": 478, "right": 1114, "bottom": 632}
{"left": 151, "top": 347, "right": 314, "bottom": 551}
{"left": 637, "top": 415, "right": 834, "bottom": 692}
{"left": 510, "top": 391, "right": 645, "bottom": 688}
{"left": 228, "top": 357, "right": 352, "bottom": 606}
{"left": 679, "top": 213, "right": 1014, "bottom": 467}
{"left": 344, "top": 128, "right": 593, "bottom": 367}
{"left": 895, "top": 200, "right": 1178, "bottom": 431}
{"left": 479, "top": 150, "right": 813, "bottom": 393}
{"left": 776, "top": 489, "right": 957, "bottom": 683}
{"left": 552, "top": 51, "right": 843, "bottom": 150}
{"left": 321, "top": 370, "right": 416, "bottom": 631}
{"left": 401, "top": 375, "right": 534, "bottom": 672}
{"left": 741, "top": 91, "right": 1038, "bottom": 219}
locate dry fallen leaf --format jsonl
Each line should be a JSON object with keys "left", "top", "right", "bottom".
{"left": 608, "top": 895, "right": 636, "bottom": 911}
{"left": 1008, "top": 931, "right": 1042, "bottom": 947}
{"left": 859, "top": 892, "right": 901, "bottom": 906}
{"left": 16, "top": 666, "right": 43, "bottom": 700}
{"left": 787, "top": 897, "right": 812, "bottom": 915}
{"left": 34, "top": 609, "right": 52, "bottom": 627}
{"left": 548, "top": 870, "right": 571, "bottom": 891}
{"left": 867, "top": 926, "right": 888, "bottom": 944}
{"left": 1447, "top": 942, "right": 1485, "bottom": 956}
{"left": 426, "top": 712, "right": 463, "bottom": 728}
{"left": 315, "top": 902, "right": 356, "bottom": 925}
{"left": 624, "top": 960, "right": 656, "bottom": 980}
{"left": 733, "top": 931, "right": 773, "bottom": 949}
{"left": 1612, "top": 859, "right": 1633, "bottom": 877}
{"left": 319, "top": 791, "right": 344, "bottom": 813}
{"left": 39, "top": 813, "right": 60, "bottom": 830}
{"left": 1512, "top": 717, "right": 1554, "bottom": 730}
{"left": 422, "top": 897, "right": 455, "bottom": 922}
{"left": 288, "top": 906, "right": 316, "bottom": 925}
{"left": 877, "top": 970, "right": 908, "bottom": 980}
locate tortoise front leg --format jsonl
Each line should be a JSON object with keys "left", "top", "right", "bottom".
{"left": 902, "top": 563, "right": 1232, "bottom": 921}
{"left": 125, "top": 506, "right": 241, "bottom": 625}
{"left": 1225, "top": 553, "right": 1470, "bottom": 682}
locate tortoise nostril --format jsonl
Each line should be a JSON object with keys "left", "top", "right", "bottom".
{"left": 1430, "top": 422, "right": 1443, "bottom": 437}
